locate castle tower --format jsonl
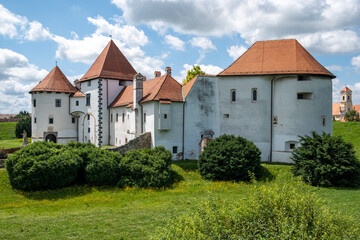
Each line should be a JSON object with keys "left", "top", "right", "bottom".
{"left": 340, "top": 86, "right": 352, "bottom": 113}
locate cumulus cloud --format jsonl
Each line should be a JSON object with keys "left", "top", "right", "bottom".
{"left": 352, "top": 55, "right": 360, "bottom": 69}
{"left": 227, "top": 45, "right": 248, "bottom": 60}
{"left": 0, "top": 4, "right": 27, "bottom": 38}
{"left": 190, "top": 37, "right": 216, "bottom": 51}
{"left": 25, "top": 21, "right": 52, "bottom": 41}
{"left": 112, "top": 0, "right": 360, "bottom": 54}
{"left": 164, "top": 35, "right": 185, "bottom": 51}
{"left": 0, "top": 49, "right": 48, "bottom": 113}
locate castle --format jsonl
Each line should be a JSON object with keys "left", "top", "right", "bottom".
{"left": 30, "top": 39, "right": 335, "bottom": 162}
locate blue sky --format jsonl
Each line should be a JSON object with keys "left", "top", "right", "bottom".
{"left": 1, "top": 0, "right": 360, "bottom": 113}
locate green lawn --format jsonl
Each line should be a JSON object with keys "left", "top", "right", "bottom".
{"left": 333, "top": 121, "right": 360, "bottom": 157}
{"left": 0, "top": 162, "right": 359, "bottom": 239}
{"left": 0, "top": 122, "right": 16, "bottom": 140}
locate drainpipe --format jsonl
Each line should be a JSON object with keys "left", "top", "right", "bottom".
{"left": 106, "top": 79, "right": 110, "bottom": 146}
{"left": 270, "top": 76, "right": 275, "bottom": 162}
{"left": 182, "top": 101, "right": 185, "bottom": 160}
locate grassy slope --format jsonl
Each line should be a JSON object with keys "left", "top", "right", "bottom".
{"left": 0, "top": 122, "right": 16, "bottom": 140}
{"left": 1, "top": 162, "right": 360, "bottom": 239}
{"left": 333, "top": 121, "right": 360, "bottom": 157}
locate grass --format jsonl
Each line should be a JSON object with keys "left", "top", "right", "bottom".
{"left": 1, "top": 162, "right": 360, "bottom": 239}
{"left": 333, "top": 121, "right": 360, "bottom": 157}
{"left": 0, "top": 122, "right": 16, "bottom": 140}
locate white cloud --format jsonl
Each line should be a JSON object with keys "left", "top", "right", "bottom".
{"left": 112, "top": 0, "right": 360, "bottom": 54}
{"left": 164, "top": 35, "right": 185, "bottom": 51}
{"left": 0, "top": 4, "right": 27, "bottom": 38}
{"left": 0, "top": 49, "right": 48, "bottom": 113}
{"left": 227, "top": 45, "right": 247, "bottom": 60}
{"left": 326, "top": 65, "right": 343, "bottom": 72}
{"left": 351, "top": 55, "right": 360, "bottom": 69}
{"left": 190, "top": 37, "right": 216, "bottom": 51}
{"left": 25, "top": 21, "right": 52, "bottom": 41}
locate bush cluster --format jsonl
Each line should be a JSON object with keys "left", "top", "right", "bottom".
{"left": 153, "top": 181, "right": 360, "bottom": 239}
{"left": 6, "top": 141, "right": 175, "bottom": 191}
{"left": 15, "top": 115, "right": 31, "bottom": 138}
{"left": 291, "top": 132, "right": 360, "bottom": 188}
{"left": 199, "top": 134, "right": 261, "bottom": 181}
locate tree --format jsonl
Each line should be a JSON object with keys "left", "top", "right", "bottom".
{"left": 15, "top": 110, "right": 30, "bottom": 119}
{"left": 183, "top": 65, "right": 206, "bottom": 85}
{"left": 344, "top": 110, "right": 360, "bottom": 122}
{"left": 15, "top": 115, "right": 31, "bottom": 138}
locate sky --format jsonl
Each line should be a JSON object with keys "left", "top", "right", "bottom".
{"left": 0, "top": 0, "right": 360, "bottom": 114}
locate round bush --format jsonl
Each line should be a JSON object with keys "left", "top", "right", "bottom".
{"left": 5, "top": 141, "right": 81, "bottom": 191}
{"left": 291, "top": 131, "right": 360, "bottom": 187}
{"left": 118, "top": 146, "right": 174, "bottom": 188}
{"left": 199, "top": 134, "right": 261, "bottom": 181}
{"left": 85, "top": 149, "right": 122, "bottom": 186}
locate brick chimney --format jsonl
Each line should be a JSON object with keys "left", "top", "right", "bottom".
{"left": 165, "top": 67, "right": 171, "bottom": 75}
{"left": 154, "top": 71, "right": 161, "bottom": 77}
{"left": 133, "top": 73, "right": 143, "bottom": 109}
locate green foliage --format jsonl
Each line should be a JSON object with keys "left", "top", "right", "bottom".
{"left": 344, "top": 109, "right": 360, "bottom": 122}
{"left": 183, "top": 65, "right": 205, "bottom": 85}
{"left": 199, "top": 134, "right": 261, "bottom": 181}
{"left": 85, "top": 149, "right": 122, "bottom": 186}
{"left": 5, "top": 141, "right": 81, "bottom": 191}
{"left": 15, "top": 110, "right": 30, "bottom": 118}
{"left": 291, "top": 131, "right": 360, "bottom": 187}
{"left": 154, "top": 181, "right": 360, "bottom": 239}
{"left": 0, "top": 149, "right": 7, "bottom": 159}
{"left": 118, "top": 146, "right": 174, "bottom": 188}
{"left": 15, "top": 115, "right": 31, "bottom": 138}
{"left": 0, "top": 122, "right": 17, "bottom": 140}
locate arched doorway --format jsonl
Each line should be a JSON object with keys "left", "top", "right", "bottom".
{"left": 45, "top": 134, "right": 57, "bottom": 143}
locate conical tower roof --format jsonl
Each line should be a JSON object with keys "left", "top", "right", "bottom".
{"left": 80, "top": 40, "right": 137, "bottom": 81}
{"left": 340, "top": 86, "right": 352, "bottom": 92}
{"left": 30, "top": 66, "right": 77, "bottom": 93}
{"left": 219, "top": 39, "right": 335, "bottom": 78}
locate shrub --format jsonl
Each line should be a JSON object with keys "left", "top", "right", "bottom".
{"left": 85, "top": 149, "right": 122, "bottom": 186}
{"left": 15, "top": 115, "right": 31, "bottom": 138}
{"left": 0, "top": 149, "right": 7, "bottom": 159}
{"left": 5, "top": 141, "right": 81, "bottom": 191}
{"left": 291, "top": 132, "right": 360, "bottom": 187}
{"left": 153, "top": 181, "right": 360, "bottom": 239}
{"left": 118, "top": 146, "right": 173, "bottom": 188}
{"left": 344, "top": 109, "right": 360, "bottom": 122}
{"left": 199, "top": 134, "right": 261, "bottom": 181}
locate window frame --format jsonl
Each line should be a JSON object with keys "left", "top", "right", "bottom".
{"left": 86, "top": 93, "right": 91, "bottom": 106}
{"left": 230, "top": 89, "right": 236, "bottom": 102}
{"left": 252, "top": 88, "right": 258, "bottom": 102}
{"left": 49, "top": 117, "right": 54, "bottom": 124}
{"left": 55, "top": 99, "right": 61, "bottom": 107}
{"left": 33, "top": 99, "right": 36, "bottom": 107}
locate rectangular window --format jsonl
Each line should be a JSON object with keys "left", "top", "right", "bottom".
{"left": 86, "top": 93, "right": 90, "bottom": 106}
{"left": 173, "top": 146, "right": 178, "bottom": 154}
{"left": 144, "top": 113, "right": 146, "bottom": 122}
{"left": 55, "top": 99, "right": 61, "bottom": 107}
{"left": 88, "top": 127, "right": 90, "bottom": 133}
{"left": 164, "top": 114, "right": 167, "bottom": 119}
{"left": 223, "top": 114, "right": 229, "bottom": 118}
{"left": 76, "top": 100, "right": 79, "bottom": 106}
{"left": 34, "top": 117, "right": 36, "bottom": 123}
{"left": 322, "top": 117, "right": 326, "bottom": 126}
{"left": 111, "top": 114, "right": 113, "bottom": 122}
{"left": 116, "top": 113, "right": 119, "bottom": 122}
{"left": 289, "top": 143, "right": 295, "bottom": 149}
{"left": 33, "top": 99, "right": 36, "bottom": 107}
{"left": 231, "top": 89, "right": 236, "bottom": 102}
{"left": 297, "top": 92, "right": 313, "bottom": 100}
{"left": 49, "top": 117, "right": 54, "bottom": 124}
{"left": 122, "top": 113, "right": 125, "bottom": 122}
{"left": 72, "top": 117, "right": 75, "bottom": 124}
{"left": 87, "top": 81, "right": 91, "bottom": 86}
{"left": 252, "top": 88, "right": 258, "bottom": 102}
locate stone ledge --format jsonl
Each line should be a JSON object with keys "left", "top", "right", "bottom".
{"left": 107, "top": 132, "right": 151, "bottom": 155}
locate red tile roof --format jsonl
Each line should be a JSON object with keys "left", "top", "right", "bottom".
{"left": 340, "top": 86, "right": 352, "bottom": 92}
{"left": 80, "top": 40, "right": 137, "bottom": 81}
{"left": 71, "top": 90, "right": 85, "bottom": 97}
{"left": 332, "top": 103, "right": 341, "bottom": 116}
{"left": 183, "top": 75, "right": 199, "bottom": 99}
{"left": 30, "top": 66, "right": 77, "bottom": 93}
{"left": 219, "top": 39, "right": 335, "bottom": 78}
{"left": 109, "top": 74, "right": 183, "bottom": 108}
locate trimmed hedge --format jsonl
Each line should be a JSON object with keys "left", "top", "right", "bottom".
{"left": 5, "top": 141, "right": 81, "bottom": 191}
{"left": 118, "top": 146, "right": 174, "bottom": 188}
{"left": 199, "top": 134, "right": 261, "bottom": 181}
{"left": 291, "top": 132, "right": 360, "bottom": 188}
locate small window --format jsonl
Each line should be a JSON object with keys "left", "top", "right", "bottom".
{"left": 173, "top": 146, "right": 178, "bottom": 154}
{"left": 34, "top": 117, "right": 37, "bottom": 123}
{"left": 125, "top": 138, "right": 128, "bottom": 144}
{"left": 87, "top": 81, "right": 91, "bottom": 86}
{"left": 76, "top": 100, "right": 79, "bottom": 106}
{"left": 297, "top": 92, "right": 313, "bottom": 100}
{"left": 144, "top": 113, "right": 146, "bottom": 123}
{"left": 116, "top": 113, "right": 119, "bottom": 122}
{"left": 122, "top": 113, "right": 125, "bottom": 122}
{"left": 111, "top": 114, "right": 113, "bottom": 123}
{"left": 55, "top": 99, "right": 61, "bottom": 107}
{"left": 223, "top": 114, "right": 230, "bottom": 118}
{"left": 348, "top": 96, "right": 350, "bottom": 101}
{"left": 33, "top": 99, "right": 36, "bottom": 107}
{"left": 342, "top": 96, "right": 345, "bottom": 101}
{"left": 322, "top": 117, "right": 326, "bottom": 126}
{"left": 252, "top": 88, "right": 257, "bottom": 102}
{"left": 88, "top": 127, "right": 90, "bottom": 133}
{"left": 289, "top": 143, "right": 295, "bottom": 149}
{"left": 72, "top": 117, "right": 75, "bottom": 124}
{"left": 164, "top": 114, "right": 167, "bottom": 119}
{"left": 231, "top": 89, "right": 236, "bottom": 102}
{"left": 273, "top": 116, "right": 278, "bottom": 124}
{"left": 298, "top": 75, "right": 311, "bottom": 81}
{"left": 86, "top": 94, "right": 91, "bottom": 106}
{"left": 87, "top": 115, "right": 90, "bottom": 120}
{"left": 49, "top": 117, "right": 54, "bottom": 124}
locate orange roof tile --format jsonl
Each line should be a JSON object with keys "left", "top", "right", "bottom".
{"left": 109, "top": 74, "right": 183, "bottom": 108}
{"left": 332, "top": 103, "right": 341, "bottom": 116}
{"left": 71, "top": 90, "right": 85, "bottom": 97}
{"left": 183, "top": 75, "right": 199, "bottom": 99}
{"left": 30, "top": 66, "right": 77, "bottom": 93}
{"left": 340, "top": 86, "right": 352, "bottom": 92}
{"left": 219, "top": 39, "right": 335, "bottom": 78}
{"left": 80, "top": 40, "right": 137, "bottom": 81}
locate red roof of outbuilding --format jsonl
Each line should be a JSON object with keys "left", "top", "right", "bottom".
{"left": 219, "top": 39, "right": 335, "bottom": 78}
{"left": 80, "top": 40, "right": 137, "bottom": 81}
{"left": 340, "top": 86, "right": 352, "bottom": 92}
{"left": 30, "top": 66, "right": 77, "bottom": 93}
{"left": 109, "top": 74, "right": 183, "bottom": 108}
{"left": 71, "top": 90, "right": 85, "bottom": 97}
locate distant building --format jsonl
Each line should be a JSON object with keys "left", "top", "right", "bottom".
{"left": 333, "top": 87, "right": 360, "bottom": 121}
{"left": 30, "top": 39, "right": 335, "bottom": 162}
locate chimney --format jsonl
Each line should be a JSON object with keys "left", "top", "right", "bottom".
{"left": 154, "top": 71, "right": 161, "bottom": 77}
{"left": 74, "top": 79, "right": 80, "bottom": 89}
{"left": 133, "top": 73, "right": 143, "bottom": 110}
{"left": 165, "top": 67, "right": 171, "bottom": 75}
{"left": 142, "top": 76, "right": 146, "bottom": 81}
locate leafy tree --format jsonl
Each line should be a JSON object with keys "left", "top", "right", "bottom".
{"left": 183, "top": 65, "right": 206, "bottom": 85}
{"left": 344, "top": 109, "right": 360, "bottom": 122}
{"left": 15, "top": 115, "right": 31, "bottom": 138}
{"left": 15, "top": 110, "right": 30, "bottom": 119}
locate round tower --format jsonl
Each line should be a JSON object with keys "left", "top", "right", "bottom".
{"left": 30, "top": 66, "right": 78, "bottom": 144}
{"left": 340, "top": 86, "right": 352, "bottom": 113}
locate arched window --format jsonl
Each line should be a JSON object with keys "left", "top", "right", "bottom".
{"left": 252, "top": 88, "right": 257, "bottom": 102}
{"left": 231, "top": 89, "right": 236, "bottom": 102}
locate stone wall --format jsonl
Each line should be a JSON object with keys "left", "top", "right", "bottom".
{"left": 107, "top": 132, "right": 151, "bottom": 154}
